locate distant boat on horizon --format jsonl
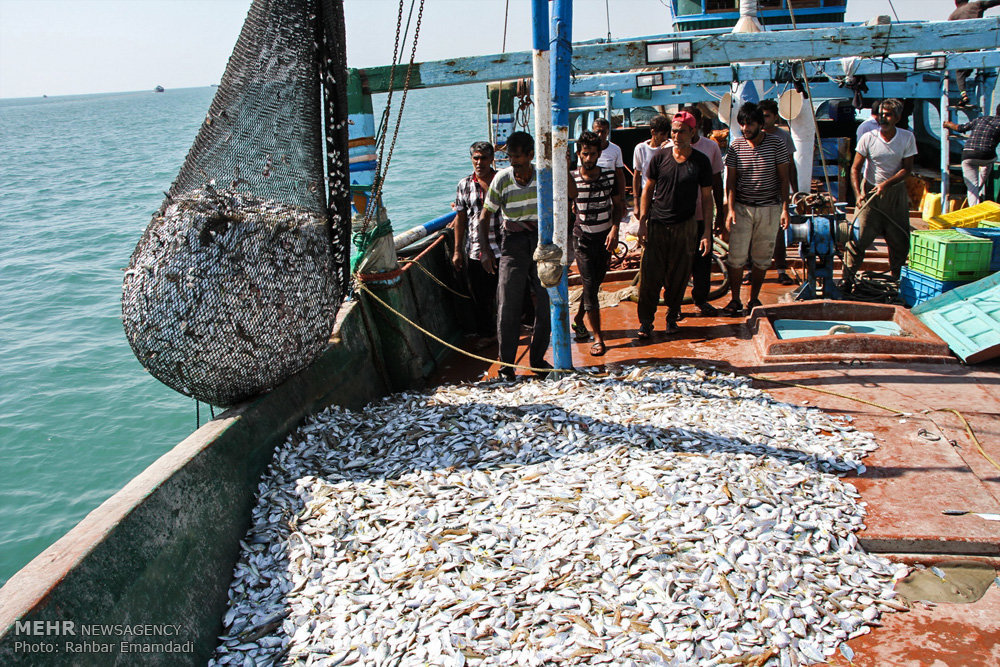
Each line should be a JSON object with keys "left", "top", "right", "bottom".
{"left": 154, "top": 85, "right": 165, "bottom": 93}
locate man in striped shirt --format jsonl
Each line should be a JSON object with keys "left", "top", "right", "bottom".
{"left": 571, "top": 131, "right": 624, "bottom": 356}
{"left": 479, "top": 131, "right": 552, "bottom": 380}
{"left": 453, "top": 141, "right": 500, "bottom": 343}
{"left": 723, "top": 102, "right": 791, "bottom": 316}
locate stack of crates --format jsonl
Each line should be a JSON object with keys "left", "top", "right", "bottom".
{"left": 900, "top": 229, "right": 994, "bottom": 306}
{"left": 926, "top": 201, "right": 1000, "bottom": 230}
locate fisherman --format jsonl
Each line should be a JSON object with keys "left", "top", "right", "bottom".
{"left": 631, "top": 114, "right": 670, "bottom": 221}
{"left": 571, "top": 131, "right": 624, "bottom": 356}
{"left": 722, "top": 102, "right": 792, "bottom": 316}
{"left": 943, "top": 103, "right": 1000, "bottom": 205}
{"left": 948, "top": 0, "right": 1000, "bottom": 108}
{"left": 636, "top": 111, "right": 714, "bottom": 338}
{"left": 667, "top": 106, "right": 725, "bottom": 317}
{"left": 479, "top": 131, "right": 552, "bottom": 380}
{"left": 592, "top": 117, "right": 627, "bottom": 204}
{"left": 452, "top": 141, "right": 500, "bottom": 346}
{"left": 843, "top": 98, "right": 917, "bottom": 290}
{"left": 759, "top": 99, "right": 797, "bottom": 286}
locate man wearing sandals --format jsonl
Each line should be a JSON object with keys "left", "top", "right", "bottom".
{"left": 842, "top": 98, "right": 916, "bottom": 290}
{"left": 722, "top": 102, "right": 792, "bottom": 316}
{"left": 571, "top": 131, "right": 624, "bottom": 356}
{"left": 452, "top": 141, "right": 500, "bottom": 346}
{"left": 480, "top": 131, "right": 553, "bottom": 381}
{"left": 636, "top": 111, "right": 714, "bottom": 338}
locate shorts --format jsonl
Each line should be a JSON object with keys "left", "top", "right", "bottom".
{"left": 727, "top": 202, "right": 781, "bottom": 270}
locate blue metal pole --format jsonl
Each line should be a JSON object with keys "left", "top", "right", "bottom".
{"left": 531, "top": 0, "right": 553, "bottom": 250}
{"left": 550, "top": 0, "right": 572, "bottom": 371}
{"left": 531, "top": 0, "right": 566, "bottom": 371}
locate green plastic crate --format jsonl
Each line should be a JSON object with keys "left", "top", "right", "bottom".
{"left": 908, "top": 229, "right": 992, "bottom": 281}
{"left": 980, "top": 219, "right": 1000, "bottom": 229}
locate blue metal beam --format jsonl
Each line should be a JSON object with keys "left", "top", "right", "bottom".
{"left": 591, "top": 79, "right": 979, "bottom": 110}
{"left": 359, "top": 18, "right": 1000, "bottom": 93}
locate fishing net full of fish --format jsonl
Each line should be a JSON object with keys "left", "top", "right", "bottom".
{"left": 122, "top": 0, "right": 351, "bottom": 407}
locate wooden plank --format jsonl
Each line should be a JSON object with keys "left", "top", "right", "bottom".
{"left": 360, "top": 18, "right": 1000, "bottom": 93}
{"left": 570, "top": 49, "right": 1000, "bottom": 94}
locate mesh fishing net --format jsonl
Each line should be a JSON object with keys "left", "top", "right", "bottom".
{"left": 122, "top": 0, "right": 350, "bottom": 407}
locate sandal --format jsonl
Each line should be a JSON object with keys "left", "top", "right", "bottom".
{"left": 590, "top": 340, "right": 607, "bottom": 356}
{"left": 777, "top": 273, "right": 794, "bottom": 286}
{"left": 695, "top": 302, "right": 719, "bottom": 317}
{"left": 636, "top": 323, "right": 653, "bottom": 339}
{"left": 572, "top": 322, "right": 591, "bottom": 341}
{"left": 721, "top": 299, "right": 744, "bottom": 317}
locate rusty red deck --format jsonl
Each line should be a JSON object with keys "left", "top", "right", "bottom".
{"left": 431, "top": 255, "right": 1000, "bottom": 666}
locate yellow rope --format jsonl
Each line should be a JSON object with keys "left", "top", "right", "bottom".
{"left": 355, "top": 280, "right": 558, "bottom": 375}
{"left": 744, "top": 372, "right": 999, "bottom": 474}
{"left": 935, "top": 408, "right": 1000, "bottom": 472}
{"left": 398, "top": 259, "right": 471, "bottom": 299}
{"left": 744, "top": 372, "right": 906, "bottom": 414}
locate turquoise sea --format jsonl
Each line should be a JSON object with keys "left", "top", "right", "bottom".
{"left": 0, "top": 84, "right": 485, "bottom": 585}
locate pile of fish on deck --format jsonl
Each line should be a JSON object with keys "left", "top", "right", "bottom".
{"left": 212, "top": 364, "right": 908, "bottom": 666}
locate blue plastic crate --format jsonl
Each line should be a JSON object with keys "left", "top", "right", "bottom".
{"left": 959, "top": 227, "right": 1000, "bottom": 271}
{"left": 899, "top": 266, "right": 967, "bottom": 307}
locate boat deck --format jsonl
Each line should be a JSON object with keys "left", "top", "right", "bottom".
{"left": 432, "top": 256, "right": 1000, "bottom": 665}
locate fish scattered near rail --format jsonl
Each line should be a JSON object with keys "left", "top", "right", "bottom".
{"left": 121, "top": 187, "right": 341, "bottom": 406}
{"left": 211, "top": 364, "right": 907, "bottom": 666}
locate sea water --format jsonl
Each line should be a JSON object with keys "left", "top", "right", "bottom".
{"left": 0, "top": 84, "right": 486, "bottom": 585}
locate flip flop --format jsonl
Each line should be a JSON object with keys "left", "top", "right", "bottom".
{"left": 721, "top": 300, "right": 744, "bottom": 317}
{"left": 572, "top": 322, "right": 591, "bottom": 341}
{"left": 590, "top": 340, "right": 607, "bottom": 356}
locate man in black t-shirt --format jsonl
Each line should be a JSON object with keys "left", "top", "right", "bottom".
{"left": 636, "top": 112, "right": 714, "bottom": 337}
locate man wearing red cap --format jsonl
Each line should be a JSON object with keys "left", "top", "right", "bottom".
{"left": 636, "top": 111, "right": 715, "bottom": 337}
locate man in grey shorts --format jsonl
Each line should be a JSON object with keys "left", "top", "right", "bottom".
{"left": 843, "top": 98, "right": 916, "bottom": 290}
{"left": 722, "top": 102, "right": 791, "bottom": 316}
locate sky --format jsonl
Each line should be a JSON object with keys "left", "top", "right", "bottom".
{"left": 0, "top": 0, "right": 960, "bottom": 99}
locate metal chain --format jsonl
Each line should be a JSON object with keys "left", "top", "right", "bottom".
{"left": 364, "top": 0, "right": 424, "bottom": 231}
{"left": 370, "top": 0, "right": 406, "bottom": 215}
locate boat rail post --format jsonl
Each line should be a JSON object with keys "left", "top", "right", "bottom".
{"left": 531, "top": 0, "right": 571, "bottom": 371}
{"left": 550, "top": 0, "right": 573, "bottom": 370}
{"left": 941, "top": 75, "right": 950, "bottom": 210}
